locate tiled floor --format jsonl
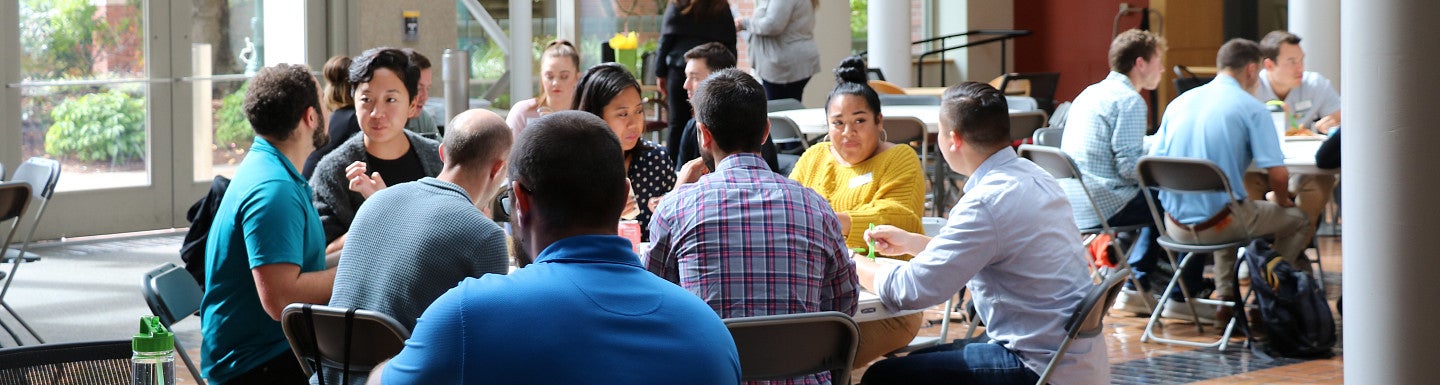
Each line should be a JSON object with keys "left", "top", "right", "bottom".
{"left": 5, "top": 231, "right": 1342, "bottom": 384}
{"left": 857, "top": 235, "right": 1344, "bottom": 384}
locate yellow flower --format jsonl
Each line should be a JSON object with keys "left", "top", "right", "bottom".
{"left": 610, "top": 31, "right": 640, "bottom": 50}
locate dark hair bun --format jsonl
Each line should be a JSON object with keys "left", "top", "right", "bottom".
{"left": 833, "top": 55, "right": 869, "bottom": 84}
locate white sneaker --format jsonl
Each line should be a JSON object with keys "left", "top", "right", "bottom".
{"left": 1111, "top": 289, "right": 1156, "bottom": 316}
{"left": 1161, "top": 298, "right": 1216, "bottom": 324}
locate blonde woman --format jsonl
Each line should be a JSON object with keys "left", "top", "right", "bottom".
{"left": 506, "top": 39, "right": 580, "bottom": 136}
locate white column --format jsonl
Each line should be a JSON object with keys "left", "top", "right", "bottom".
{"left": 805, "top": 0, "right": 851, "bottom": 108}
{"left": 867, "top": 2, "right": 912, "bottom": 87}
{"left": 509, "top": 0, "right": 532, "bottom": 106}
{"left": 1289, "top": 0, "right": 1341, "bottom": 91}
{"left": 1344, "top": 0, "right": 1440, "bottom": 383}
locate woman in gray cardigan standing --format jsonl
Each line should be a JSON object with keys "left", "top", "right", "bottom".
{"left": 736, "top": 0, "right": 820, "bottom": 101}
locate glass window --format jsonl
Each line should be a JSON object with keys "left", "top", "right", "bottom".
{"left": 18, "top": 0, "right": 150, "bottom": 192}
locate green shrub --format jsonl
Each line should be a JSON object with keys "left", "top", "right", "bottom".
{"left": 44, "top": 89, "right": 145, "bottom": 163}
{"left": 215, "top": 82, "right": 253, "bottom": 147}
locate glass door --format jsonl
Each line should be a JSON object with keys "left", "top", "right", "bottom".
{"left": 6, "top": 0, "right": 174, "bottom": 238}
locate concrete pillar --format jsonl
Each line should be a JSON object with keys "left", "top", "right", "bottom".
{"left": 1288, "top": 0, "right": 1341, "bottom": 91}
{"left": 509, "top": 0, "right": 532, "bottom": 106}
{"left": 868, "top": 2, "right": 912, "bottom": 87}
{"left": 1343, "top": 0, "right": 1440, "bottom": 383}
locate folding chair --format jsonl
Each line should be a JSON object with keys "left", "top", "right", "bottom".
{"left": 767, "top": 115, "right": 810, "bottom": 155}
{"left": 280, "top": 303, "right": 410, "bottom": 384}
{"left": 995, "top": 72, "right": 1061, "bottom": 114}
{"left": 0, "top": 182, "right": 41, "bottom": 346}
{"left": 141, "top": 263, "right": 207, "bottom": 384}
{"left": 1009, "top": 110, "right": 1050, "bottom": 142}
{"left": 3, "top": 157, "right": 61, "bottom": 264}
{"left": 1031, "top": 127, "right": 1063, "bottom": 147}
{"left": 1136, "top": 156, "right": 1252, "bottom": 351}
{"left": 868, "top": 80, "right": 906, "bottom": 95}
{"left": 724, "top": 311, "right": 858, "bottom": 384}
{"left": 0, "top": 339, "right": 132, "bottom": 384}
{"left": 883, "top": 116, "right": 929, "bottom": 165}
{"left": 1018, "top": 145, "right": 1148, "bottom": 291}
{"left": 1036, "top": 270, "right": 1129, "bottom": 385}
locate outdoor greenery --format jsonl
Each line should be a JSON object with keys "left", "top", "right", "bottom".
{"left": 215, "top": 82, "right": 254, "bottom": 148}
{"left": 45, "top": 90, "right": 147, "bottom": 164}
{"left": 851, "top": 0, "right": 868, "bottom": 42}
{"left": 19, "top": 0, "right": 99, "bottom": 79}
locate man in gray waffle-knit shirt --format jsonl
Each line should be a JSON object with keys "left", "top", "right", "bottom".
{"left": 322, "top": 109, "right": 513, "bottom": 384}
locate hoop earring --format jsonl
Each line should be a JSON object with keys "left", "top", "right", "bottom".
{"left": 879, "top": 128, "right": 888, "bottom": 143}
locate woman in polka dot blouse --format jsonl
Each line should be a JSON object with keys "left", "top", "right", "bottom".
{"left": 573, "top": 63, "right": 677, "bottom": 240}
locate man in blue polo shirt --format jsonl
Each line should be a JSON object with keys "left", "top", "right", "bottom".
{"left": 201, "top": 63, "right": 337, "bottom": 385}
{"left": 1148, "top": 38, "right": 1309, "bottom": 326}
{"left": 370, "top": 111, "right": 740, "bottom": 385}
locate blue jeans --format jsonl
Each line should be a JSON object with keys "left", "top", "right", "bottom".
{"left": 861, "top": 341, "right": 1040, "bottom": 385}
{"left": 1108, "top": 191, "right": 1204, "bottom": 300}
{"left": 763, "top": 77, "right": 811, "bottom": 101}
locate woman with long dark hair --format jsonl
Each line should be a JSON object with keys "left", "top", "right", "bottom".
{"left": 574, "top": 63, "right": 677, "bottom": 240}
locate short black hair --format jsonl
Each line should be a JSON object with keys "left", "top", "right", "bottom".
{"left": 692, "top": 68, "right": 767, "bottom": 153}
{"left": 443, "top": 111, "right": 513, "bottom": 169}
{"left": 348, "top": 47, "right": 420, "bottom": 103}
{"left": 244, "top": 63, "right": 320, "bottom": 141}
{"left": 825, "top": 55, "right": 882, "bottom": 119}
{"left": 939, "top": 81, "right": 1010, "bottom": 148}
{"left": 1217, "top": 38, "right": 1263, "bottom": 72}
{"left": 1259, "top": 30, "right": 1302, "bottom": 62}
{"left": 508, "top": 111, "right": 626, "bottom": 229}
{"left": 683, "top": 42, "right": 736, "bottom": 71}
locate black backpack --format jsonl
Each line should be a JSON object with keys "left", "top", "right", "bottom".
{"left": 180, "top": 175, "right": 230, "bottom": 288}
{"left": 1238, "top": 239, "right": 1336, "bottom": 359}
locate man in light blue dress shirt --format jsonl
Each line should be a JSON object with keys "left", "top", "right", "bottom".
{"left": 854, "top": 82, "right": 1107, "bottom": 385}
{"left": 1059, "top": 29, "right": 1172, "bottom": 317}
{"left": 1148, "top": 38, "right": 1310, "bottom": 327}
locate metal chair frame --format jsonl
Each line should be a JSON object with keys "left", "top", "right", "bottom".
{"left": 724, "top": 311, "right": 858, "bottom": 384}
{"left": 141, "top": 263, "right": 208, "bottom": 384}
{"left": 1135, "top": 156, "right": 1253, "bottom": 351}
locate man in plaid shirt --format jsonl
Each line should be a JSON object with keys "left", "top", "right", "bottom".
{"left": 647, "top": 68, "right": 858, "bottom": 385}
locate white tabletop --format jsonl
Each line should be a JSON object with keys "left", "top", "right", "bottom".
{"left": 1278, "top": 136, "right": 1335, "bottom": 175}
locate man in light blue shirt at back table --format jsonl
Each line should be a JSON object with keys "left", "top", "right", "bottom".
{"left": 1148, "top": 38, "right": 1310, "bottom": 327}
{"left": 855, "top": 82, "right": 1106, "bottom": 385}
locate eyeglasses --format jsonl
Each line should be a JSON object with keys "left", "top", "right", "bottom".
{"left": 501, "top": 180, "right": 534, "bottom": 217}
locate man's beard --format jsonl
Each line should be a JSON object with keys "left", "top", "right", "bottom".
{"left": 701, "top": 150, "right": 715, "bottom": 172}
{"left": 311, "top": 113, "right": 329, "bottom": 148}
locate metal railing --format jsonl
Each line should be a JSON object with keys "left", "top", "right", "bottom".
{"left": 914, "top": 29, "right": 1031, "bottom": 87}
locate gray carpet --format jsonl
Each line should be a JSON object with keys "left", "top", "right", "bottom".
{"left": 0, "top": 231, "right": 200, "bottom": 348}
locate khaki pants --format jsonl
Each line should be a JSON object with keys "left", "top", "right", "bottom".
{"left": 1244, "top": 171, "right": 1338, "bottom": 249}
{"left": 854, "top": 312, "right": 925, "bottom": 369}
{"left": 1164, "top": 199, "right": 1308, "bottom": 299}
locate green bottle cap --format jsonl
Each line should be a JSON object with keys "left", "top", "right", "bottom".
{"left": 133, "top": 316, "right": 175, "bottom": 353}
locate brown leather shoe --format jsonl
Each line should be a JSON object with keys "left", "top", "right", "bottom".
{"left": 1213, "top": 296, "right": 1237, "bottom": 329}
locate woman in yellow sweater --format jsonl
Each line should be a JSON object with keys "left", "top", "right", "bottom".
{"left": 791, "top": 55, "right": 927, "bottom": 369}
{"left": 791, "top": 57, "right": 926, "bottom": 256}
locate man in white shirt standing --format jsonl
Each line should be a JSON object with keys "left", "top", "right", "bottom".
{"left": 855, "top": 82, "right": 1106, "bottom": 385}
{"left": 1245, "top": 30, "right": 1340, "bottom": 257}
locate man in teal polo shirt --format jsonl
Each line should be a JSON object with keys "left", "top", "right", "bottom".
{"left": 201, "top": 63, "right": 337, "bottom": 385}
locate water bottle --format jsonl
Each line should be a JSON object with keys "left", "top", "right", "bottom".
{"left": 132, "top": 316, "right": 176, "bottom": 385}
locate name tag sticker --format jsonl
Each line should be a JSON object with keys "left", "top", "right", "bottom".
{"left": 1294, "top": 100, "right": 1313, "bottom": 113}
{"left": 849, "top": 173, "right": 874, "bottom": 189}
